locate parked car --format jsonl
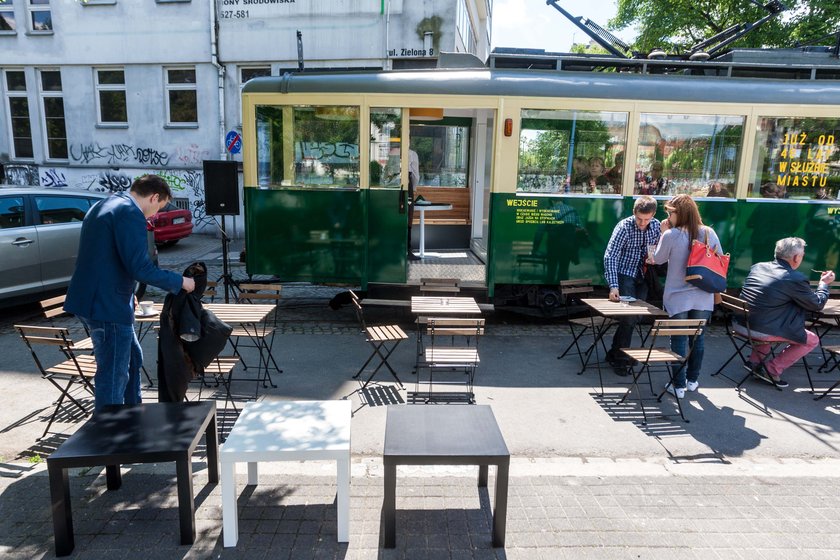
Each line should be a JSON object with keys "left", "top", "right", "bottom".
{"left": 150, "top": 201, "right": 193, "bottom": 247}
{"left": 0, "top": 187, "right": 106, "bottom": 306}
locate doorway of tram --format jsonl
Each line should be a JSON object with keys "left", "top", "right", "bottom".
{"left": 404, "top": 107, "right": 493, "bottom": 288}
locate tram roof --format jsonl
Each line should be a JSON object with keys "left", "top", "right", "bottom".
{"left": 242, "top": 67, "right": 840, "bottom": 106}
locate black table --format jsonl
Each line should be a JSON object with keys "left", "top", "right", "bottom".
{"left": 47, "top": 402, "right": 219, "bottom": 556}
{"left": 382, "top": 405, "right": 509, "bottom": 548}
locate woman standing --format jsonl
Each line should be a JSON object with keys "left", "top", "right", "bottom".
{"left": 652, "top": 194, "right": 723, "bottom": 398}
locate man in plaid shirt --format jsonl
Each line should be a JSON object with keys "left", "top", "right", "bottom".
{"left": 603, "top": 195, "right": 661, "bottom": 374}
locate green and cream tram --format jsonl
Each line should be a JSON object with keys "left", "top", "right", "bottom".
{"left": 240, "top": 52, "right": 840, "bottom": 309}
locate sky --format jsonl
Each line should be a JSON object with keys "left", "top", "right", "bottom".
{"left": 491, "top": 0, "right": 636, "bottom": 53}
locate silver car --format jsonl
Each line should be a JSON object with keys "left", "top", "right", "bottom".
{"left": 0, "top": 187, "right": 107, "bottom": 306}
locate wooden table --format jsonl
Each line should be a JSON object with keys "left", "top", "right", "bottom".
{"left": 410, "top": 296, "right": 481, "bottom": 315}
{"left": 580, "top": 298, "right": 668, "bottom": 394}
{"left": 382, "top": 405, "right": 509, "bottom": 549}
{"left": 47, "top": 402, "right": 218, "bottom": 556}
{"left": 221, "top": 400, "right": 351, "bottom": 546}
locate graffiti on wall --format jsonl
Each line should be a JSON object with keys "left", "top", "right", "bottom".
{"left": 174, "top": 144, "right": 211, "bottom": 165}
{"left": 5, "top": 164, "right": 40, "bottom": 186}
{"left": 69, "top": 142, "right": 170, "bottom": 167}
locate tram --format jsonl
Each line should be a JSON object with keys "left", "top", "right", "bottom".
{"left": 240, "top": 49, "right": 840, "bottom": 310}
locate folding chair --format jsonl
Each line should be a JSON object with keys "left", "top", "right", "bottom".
{"left": 38, "top": 294, "right": 94, "bottom": 352}
{"left": 415, "top": 317, "right": 483, "bottom": 404}
{"left": 229, "top": 282, "right": 282, "bottom": 396}
{"left": 713, "top": 293, "right": 814, "bottom": 392}
{"left": 15, "top": 325, "right": 96, "bottom": 439}
{"left": 812, "top": 344, "right": 840, "bottom": 400}
{"left": 557, "top": 280, "right": 615, "bottom": 369}
{"left": 350, "top": 290, "right": 408, "bottom": 389}
{"left": 192, "top": 356, "right": 241, "bottom": 413}
{"left": 618, "top": 318, "right": 705, "bottom": 424}
{"left": 202, "top": 280, "right": 218, "bottom": 303}
{"left": 420, "top": 277, "right": 460, "bottom": 296}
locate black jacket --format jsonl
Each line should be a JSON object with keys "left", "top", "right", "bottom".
{"left": 740, "top": 259, "right": 829, "bottom": 343}
{"left": 157, "top": 262, "right": 232, "bottom": 402}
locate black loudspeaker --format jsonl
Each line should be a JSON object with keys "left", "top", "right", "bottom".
{"left": 203, "top": 160, "right": 240, "bottom": 215}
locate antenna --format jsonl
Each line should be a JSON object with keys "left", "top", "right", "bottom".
{"left": 546, "top": 0, "right": 630, "bottom": 58}
{"left": 688, "top": 1, "right": 788, "bottom": 57}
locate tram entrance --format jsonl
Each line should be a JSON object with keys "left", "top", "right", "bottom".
{"left": 402, "top": 107, "right": 494, "bottom": 287}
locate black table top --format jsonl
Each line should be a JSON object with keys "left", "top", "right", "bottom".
{"left": 48, "top": 402, "right": 215, "bottom": 465}
{"left": 384, "top": 405, "right": 509, "bottom": 459}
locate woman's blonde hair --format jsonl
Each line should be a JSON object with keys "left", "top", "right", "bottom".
{"left": 664, "top": 194, "right": 703, "bottom": 244}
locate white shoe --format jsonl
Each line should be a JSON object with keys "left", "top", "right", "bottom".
{"left": 665, "top": 383, "right": 685, "bottom": 399}
{"left": 686, "top": 381, "right": 699, "bottom": 392}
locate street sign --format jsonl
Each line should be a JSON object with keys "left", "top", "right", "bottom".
{"left": 225, "top": 130, "right": 242, "bottom": 154}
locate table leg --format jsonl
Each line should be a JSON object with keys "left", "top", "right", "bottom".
{"left": 49, "top": 465, "right": 74, "bottom": 557}
{"left": 336, "top": 456, "right": 350, "bottom": 542}
{"left": 418, "top": 210, "right": 426, "bottom": 258}
{"left": 105, "top": 464, "right": 122, "bottom": 490}
{"left": 478, "top": 464, "right": 488, "bottom": 487}
{"left": 383, "top": 462, "right": 397, "bottom": 548}
{"left": 492, "top": 460, "right": 510, "bottom": 548}
{"left": 175, "top": 456, "right": 196, "bottom": 545}
{"left": 206, "top": 411, "right": 219, "bottom": 484}
{"left": 221, "top": 461, "right": 238, "bottom": 547}
{"left": 247, "top": 462, "right": 259, "bottom": 485}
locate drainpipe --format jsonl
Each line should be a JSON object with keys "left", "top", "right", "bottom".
{"left": 384, "top": 0, "right": 392, "bottom": 70}
{"left": 209, "top": 0, "right": 226, "bottom": 160}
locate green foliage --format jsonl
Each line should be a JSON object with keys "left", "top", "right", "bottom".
{"left": 610, "top": 0, "right": 840, "bottom": 53}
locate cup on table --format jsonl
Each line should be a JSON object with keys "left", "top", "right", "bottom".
{"left": 139, "top": 301, "right": 155, "bottom": 315}
{"left": 647, "top": 244, "right": 656, "bottom": 262}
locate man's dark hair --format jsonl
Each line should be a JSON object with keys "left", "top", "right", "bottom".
{"left": 130, "top": 174, "right": 172, "bottom": 200}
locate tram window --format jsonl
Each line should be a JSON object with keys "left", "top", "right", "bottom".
{"left": 748, "top": 116, "right": 840, "bottom": 200}
{"left": 370, "top": 108, "right": 401, "bottom": 188}
{"left": 517, "top": 109, "right": 627, "bottom": 194}
{"left": 255, "top": 104, "right": 360, "bottom": 188}
{"left": 409, "top": 120, "right": 470, "bottom": 188}
{"left": 634, "top": 113, "right": 743, "bottom": 198}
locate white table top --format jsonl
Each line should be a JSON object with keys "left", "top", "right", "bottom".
{"left": 221, "top": 400, "right": 350, "bottom": 456}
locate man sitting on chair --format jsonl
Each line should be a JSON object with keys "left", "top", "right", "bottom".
{"left": 739, "top": 237, "right": 835, "bottom": 387}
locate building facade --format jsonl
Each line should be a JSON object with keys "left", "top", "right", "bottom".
{"left": 0, "top": 0, "right": 491, "bottom": 235}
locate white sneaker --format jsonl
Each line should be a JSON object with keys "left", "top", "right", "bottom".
{"left": 686, "top": 381, "right": 699, "bottom": 392}
{"left": 665, "top": 383, "right": 685, "bottom": 399}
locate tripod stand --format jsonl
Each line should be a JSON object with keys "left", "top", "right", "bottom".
{"left": 216, "top": 215, "right": 238, "bottom": 303}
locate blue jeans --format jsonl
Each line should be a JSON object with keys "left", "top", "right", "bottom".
{"left": 81, "top": 318, "right": 143, "bottom": 411}
{"left": 669, "top": 309, "right": 712, "bottom": 388}
{"left": 609, "top": 273, "right": 649, "bottom": 359}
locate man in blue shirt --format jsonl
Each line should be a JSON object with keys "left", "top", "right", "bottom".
{"left": 603, "top": 195, "right": 661, "bottom": 374}
{"left": 65, "top": 175, "right": 196, "bottom": 410}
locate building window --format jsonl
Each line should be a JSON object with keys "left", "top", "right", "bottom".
{"left": 456, "top": 0, "right": 476, "bottom": 55}
{"left": 38, "top": 69, "right": 67, "bottom": 160}
{"left": 4, "top": 70, "right": 33, "bottom": 158}
{"left": 0, "top": 0, "right": 16, "bottom": 33}
{"left": 240, "top": 66, "right": 271, "bottom": 87}
{"left": 28, "top": 0, "right": 51, "bottom": 32}
{"left": 165, "top": 67, "right": 197, "bottom": 125}
{"left": 95, "top": 68, "right": 127, "bottom": 125}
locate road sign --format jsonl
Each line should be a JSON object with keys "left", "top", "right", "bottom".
{"left": 225, "top": 130, "right": 242, "bottom": 154}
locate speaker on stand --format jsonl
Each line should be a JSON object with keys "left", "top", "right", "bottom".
{"left": 203, "top": 160, "right": 240, "bottom": 303}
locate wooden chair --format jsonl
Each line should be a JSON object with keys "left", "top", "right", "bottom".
{"left": 713, "top": 293, "right": 814, "bottom": 392}
{"left": 15, "top": 325, "right": 96, "bottom": 439}
{"left": 414, "top": 317, "right": 484, "bottom": 404}
{"left": 557, "top": 280, "right": 615, "bottom": 369}
{"left": 230, "top": 282, "right": 282, "bottom": 396}
{"left": 350, "top": 290, "right": 408, "bottom": 389}
{"left": 38, "top": 294, "right": 94, "bottom": 352}
{"left": 815, "top": 345, "right": 840, "bottom": 400}
{"left": 193, "top": 356, "right": 242, "bottom": 414}
{"left": 202, "top": 280, "right": 218, "bottom": 303}
{"left": 420, "top": 278, "right": 461, "bottom": 296}
{"left": 617, "top": 319, "right": 706, "bottom": 424}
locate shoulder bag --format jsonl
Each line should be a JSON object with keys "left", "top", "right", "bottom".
{"left": 685, "top": 228, "right": 730, "bottom": 293}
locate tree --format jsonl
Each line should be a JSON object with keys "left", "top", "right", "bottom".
{"left": 610, "top": 0, "right": 840, "bottom": 54}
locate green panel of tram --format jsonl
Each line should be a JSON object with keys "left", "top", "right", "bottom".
{"left": 245, "top": 188, "right": 365, "bottom": 283}
{"left": 366, "top": 188, "right": 407, "bottom": 284}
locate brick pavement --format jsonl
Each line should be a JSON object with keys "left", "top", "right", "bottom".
{"left": 2, "top": 460, "right": 840, "bottom": 559}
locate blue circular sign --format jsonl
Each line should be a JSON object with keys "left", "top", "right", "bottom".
{"left": 225, "top": 130, "right": 242, "bottom": 154}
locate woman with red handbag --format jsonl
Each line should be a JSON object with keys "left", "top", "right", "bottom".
{"left": 650, "top": 194, "right": 724, "bottom": 399}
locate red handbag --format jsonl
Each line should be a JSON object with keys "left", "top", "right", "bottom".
{"left": 685, "top": 229, "right": 729, "bottom": 293}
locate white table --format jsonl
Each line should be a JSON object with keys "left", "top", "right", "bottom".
{"left": 221, "top": 400, "right": 351, "bottom": 546}
{"left": 413, "top": 203, "right": 452, "bottom": 258}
